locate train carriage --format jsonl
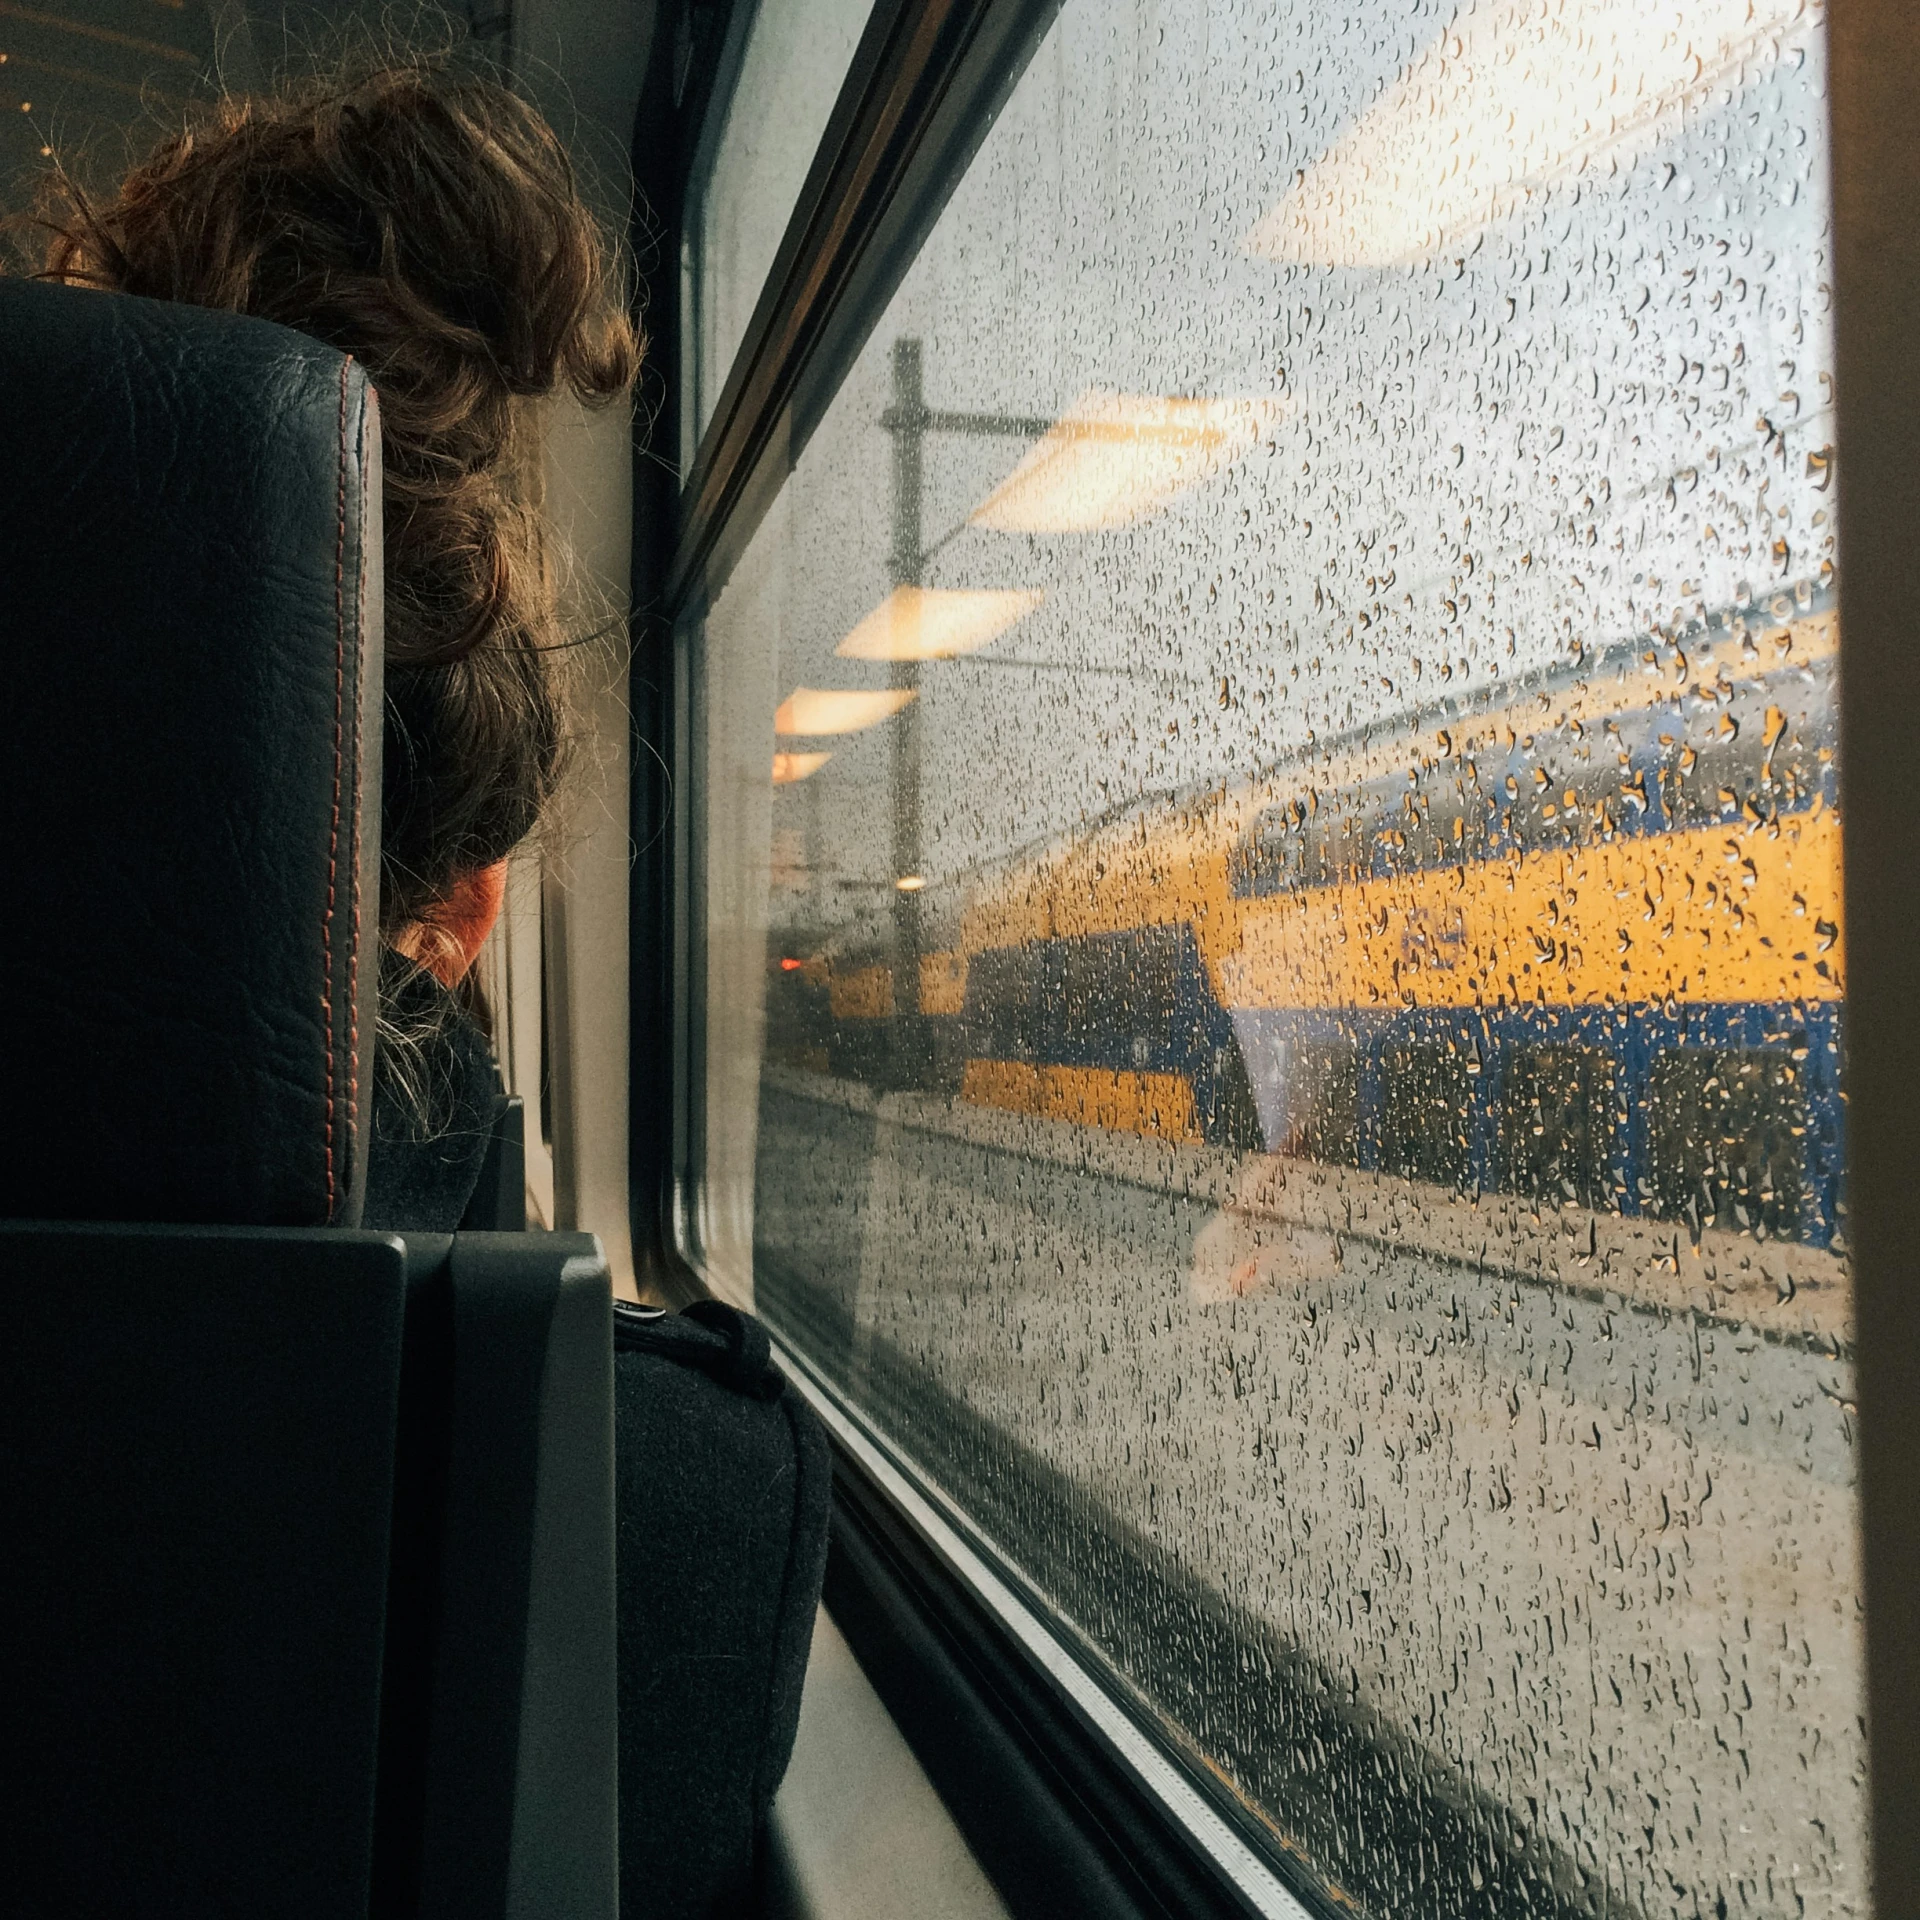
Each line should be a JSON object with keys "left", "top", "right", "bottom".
{"left": 15, "top": 0, "right": 1920, "bottom": 1913}
{"left": 931, "top": 592, "right": 1845, "bottom": 1262}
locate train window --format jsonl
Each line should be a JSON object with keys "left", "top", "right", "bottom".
{"left": 673, "top": 0, "right": 1867, "bottom": 1911}
{"left": 1377, "top": 1043, "right": 1473, "bottom": 1191}
{"left": 1499, "top": 1044, "right": 1617, "bottom": 1211}
{"left": 683, "top": 0, "right": 879, "bottom": 460}
{"left": 964, "top": 946, "right": 1041, "bottom": 1065}
{"left": 0, "top": 2, "right": 225, "bottom": 182}
{"left": 1058, "top": 928, "right": 1180, "bottom": 1062}
{"left": 1274, "top": 1037, "right": 1361, "bottom": 1167}
{"left": 1644, "top": 1046, "right": 1807, "bottom": 1243}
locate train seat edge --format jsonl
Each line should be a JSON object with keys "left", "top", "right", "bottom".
{"left": 0, "top": 278, "right": 614, "bottom": 1920}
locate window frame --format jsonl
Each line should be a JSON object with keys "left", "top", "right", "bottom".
{"left": 625, "top": 0, "right": 1920, "bottom": 1911}
{"left": 781, "top": 1332, "right": 1324, "bottom": 1920}
{"left": 1829, "top": 0, "right": 1920, "bottom": 1905}
{"left": 664, "top": 0, "right": 1066, "bottom": 620}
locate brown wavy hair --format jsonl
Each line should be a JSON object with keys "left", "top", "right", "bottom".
{"left": 37, "top": 56, "right": 641, "bottom": 945}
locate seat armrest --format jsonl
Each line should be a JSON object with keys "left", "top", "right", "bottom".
{"left": 0, "top": 1223, "right": 613, "bottom": 1920}
{"left": 0, "top": 1222, "right": 410, "bottom": 1920}
{"left": 406, "top": 1233, "right": 616, "bottom": 1920}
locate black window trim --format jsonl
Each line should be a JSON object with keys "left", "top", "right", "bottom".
{"left": 624, "top": 0, "right": 1920, "bottom": 1911}
{"left": 661, "top": 0, "right": 1067, "bottom": 623}
{"left": 674, "top": 0, "right": 764, "bottom": 469}
{"left": 1831, "top": 1, "right": 1920, "bottom": 1909}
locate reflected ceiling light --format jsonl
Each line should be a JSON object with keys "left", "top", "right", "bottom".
{"left": 895, "top": 874, "right": 926, "bottom": 892}
{"left": 773, "top": 687, "right": 917, "bottom": 735}
{"left": 772, "top": 750, "right": 832, "bottom": 783}
{"left": 835, "top": 585, "right": 1043, "bottom": 662}
{"left": 1243, "top": 0, "right": 1813, "bottom": 269}
{"left": 968, "top": 390, "right": 1285, "bottom": 533}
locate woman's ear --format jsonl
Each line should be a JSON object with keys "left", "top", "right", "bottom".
{"left": 426, "top": 859, "right": 510, "bottom": 987}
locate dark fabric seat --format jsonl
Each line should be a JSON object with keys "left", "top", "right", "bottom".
{"left": 0, "top": 274, "right": 832, "bottom": 1920}
{"left": 612, "top": 1301, "right": 831, "bottom": 1920}
{"left": 0, "top": 1224, "right": 409, "bottom": 1918}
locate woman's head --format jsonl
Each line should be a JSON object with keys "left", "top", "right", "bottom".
{"left": 40, "top": 56, "right": 640, "bottom": 956}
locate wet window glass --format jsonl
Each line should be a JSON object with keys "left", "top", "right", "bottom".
{"left": 683, "top": 0, "right": 1860, "bottom": 1911}
{"left": 684, "top": 0, "right": 878, "bottom": 458}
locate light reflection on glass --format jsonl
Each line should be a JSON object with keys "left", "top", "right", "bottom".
{"left": 773, "top": 686, "right": 917, "bottom": 735}
{"left": 970, "top": 390, "right": 1286, "bottom": 532}
{"left": 834, "top": 584, "right": 1044, "bottom": 661}
{"left": 1245, "top": 0, "right": 1817, "bottom": 268}
{"left": 772, "top": 750, "right": 833, "bottom": 784}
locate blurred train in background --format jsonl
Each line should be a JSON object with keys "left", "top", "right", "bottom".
{"left": 769, "top": 588, "right": 1845, "bottom": 1333}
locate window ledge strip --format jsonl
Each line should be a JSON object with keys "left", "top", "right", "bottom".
{"left": 766, "top": 1327, "right": 1315, "bottom": 1920}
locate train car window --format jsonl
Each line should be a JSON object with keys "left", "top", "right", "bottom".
{"left": 671, "top": 0, "right": 1876, "bottom": 1912}
{"left": 0, "top": 0, "right": 229, "bottom": 178}
{"left": 478, "top": 849, "right": 559, "bottom": 1225}
{"left": 1376, "top": 1043, "right": 1473, "bottom": 1192}
{"left": 1645, "top": 1046, "right": 1809, "bottom": 1244}
{"left": 682, "top": 0, "right": 880, "bottom": 463}
{"left": 962, "top": 945, "right": 1041, "bottom": 1065}
{"left": 1059, "top": 929, "right": 1179, "bottom": 1063}
{"left": 1273, "top": 1036, "right": 1362, "bottom": 1168}
{"left": 1499, "top": 1044, "right": 1618, "bottom": 1212}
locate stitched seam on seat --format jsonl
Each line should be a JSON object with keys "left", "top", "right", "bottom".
{"left": 346, "top": 368, "right": 366, "bottom": 1153}
{"left": 323, "top": 356, "right": 350, "bottom": 1219}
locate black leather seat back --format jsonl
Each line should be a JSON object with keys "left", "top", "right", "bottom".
{"left": 0, "top": 280, "right": 615, "bottom": 1920}
{"left": 0, "top": 277, "right": 383, "bottom": 1227}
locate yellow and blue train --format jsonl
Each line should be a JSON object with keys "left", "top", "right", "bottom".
{"left": 771, "top": 589, "right": 1845, "bottom": 1250}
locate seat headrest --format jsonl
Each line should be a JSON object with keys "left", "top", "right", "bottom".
{"left": 0, "top": 278, "right": 384, "bottom": 1228}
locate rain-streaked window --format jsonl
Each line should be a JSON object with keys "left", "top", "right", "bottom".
{"left": 683, "top": 0, "right": 878, "bottom": 458}
{"left": 683, "top": 0, "right": 1859, "bottom": 1911}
